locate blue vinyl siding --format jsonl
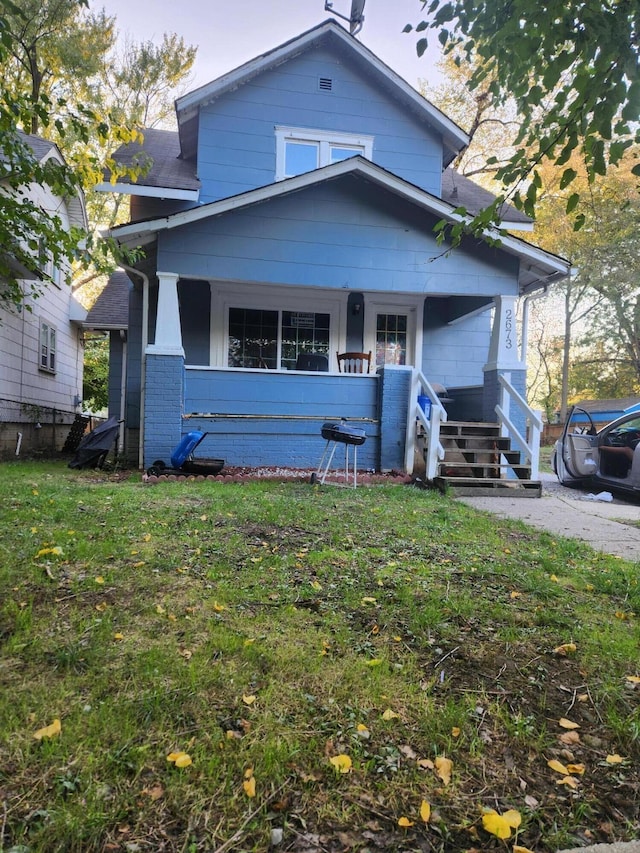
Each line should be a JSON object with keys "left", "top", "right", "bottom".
{"left": 158, "top": 179, "right": 519, "bottom": 298}
{"left": 183, "top": 367, "right": 379, "bottom": 469}
{"left": 197, "top": 46, "right": 443, "bottom": 202}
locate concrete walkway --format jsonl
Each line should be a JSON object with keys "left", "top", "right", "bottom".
{"left": 459, "top": 474, "right": 640, "bottom": 561}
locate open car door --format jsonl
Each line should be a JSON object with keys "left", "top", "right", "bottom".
{"left": 554, "top": 406, "right": 599, "bottom": 484}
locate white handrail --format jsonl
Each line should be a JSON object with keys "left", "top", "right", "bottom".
{"left": 496, "top": 373, "right": 542, "bottom": 479}
{"left": 404, "top": 369, "right": 447, "bottom": 478}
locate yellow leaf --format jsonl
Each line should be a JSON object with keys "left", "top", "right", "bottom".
{"left": 554, "top": 642, "right": 577, "bottom": 655}
{"left": 175, "top": 753, "right": 192, "bottom": 768}
{"left": 606, "top": 754, "right": 624, "bottom": 764}
{"left": 585, "top": 583, "right": 594, "bottom": 591}
{"left": 417, "top": 758, "right": 434, "bottom": 770}
{"left": 625, "top": 675, "right": 640, "bottom": 684}
{"left": 311, "top": 580, "right": 322, "bottom": 590}
{"left": 393, "top": 635, "right": 402, "bottom": 642}
{"left": 559, "top": 717, "right": 580, "bottom": 729}
{"left": 420, "top": 800, "right": 431, "bottom": 823}
{"left": 451, "top": 726, "right": 461, "bottom": 738}
{"left": 548, "top": 759, "right": 570, "bottom": 775}
{"left": 398, "top": 816, "right": 414, "bottom": 827}
{"left": 382, "top": 708, "right": 399, "bottom": 721}
{"left": 113, "top": 632, "right": 124, "bottom": 641}
{"left": 482, "top": 810, "right": 512, "bottom": 839}
{"left": 556, "top": 775, "right": 579, "bottom": 788}
{"left": 514, "top": 847, "right": 537, "bottom": 853}
{"left": 361, "top": 597, "right": 377, "bottom": 604}
{"left": 566, "top": 763, "right": 585, "bottom": 775}
{"left": 199, "top": 514, "right": 208, "bottom": 521}
{"left": 95, "top": 602, "right": 107, "bottom": 612}
{"left": 33, "top": 718, "right": 61, "bottom": 740}
{"left": 366, "top": 658, "right": 383, "bottom": 667}
{"left": 95, "top": 576, "right": 105, "bottom": 585}
{"left": 510, "top": 590, "right": 521, "bottom": 598}
{"left": 435, "top": 755, "right": 452, "bottom": 785}
{"left": 242, "top": 694, "right": 256, "bottom": 705}
{"left": 156, "top": 604, "right": 166, "bottom": 614}
{"left": 356, "top": 723, "right": 369, "bottom": 732}
{"left": 550, "top": 574, "right": 559, "bottom": 582}
{"left": 243, "top": 776, "right": 256, "bottom": 797}
{"left": 244, "top": 638, "right": 255, "bottom": 646}
{"left": 244, "top": 767, "right": 254, "bottom": 778}
{"left": 503, "top": 810, "right": 521, "bottom": 829}
{"left": 143, "top": 533, "right": 151, "bottom": 542}
{"left": 212, "top": 601, "right": 226, "bottom": 612}
{"left": 329, "top": 754, "right": 352, "bottom": 774}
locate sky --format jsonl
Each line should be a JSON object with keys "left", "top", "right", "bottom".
{"left": 97, "top": 0, "right": 444, "bottom": 95}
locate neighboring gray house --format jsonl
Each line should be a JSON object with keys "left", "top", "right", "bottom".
{"left": 0, "top": 134, "right": 88, "bottom": 456}
{"left": 95, "top": 19, "right": 570, "bottom": 483}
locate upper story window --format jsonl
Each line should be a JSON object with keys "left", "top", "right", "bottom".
{"left": 275, "top": 126, "right": 374, "bottom": 181}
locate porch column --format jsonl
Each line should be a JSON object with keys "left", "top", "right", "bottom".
{"left": 147, "top": 271, "right": 184, "bottom": 356}
{"left": 483, "top": 294, "right": 526, "bottom": 430}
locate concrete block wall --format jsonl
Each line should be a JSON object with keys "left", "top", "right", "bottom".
{"left": 144, "top": 354, "right": 184, "bottom": 466}
{"left": 378, "top": 365, "right": 412, "bottom": 472}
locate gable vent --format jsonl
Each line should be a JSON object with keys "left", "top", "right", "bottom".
{"left": 318, "top": 77, "right": 333, "bottom": 92}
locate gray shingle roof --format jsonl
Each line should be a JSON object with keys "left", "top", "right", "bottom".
{"left": 85, "top": 270, "right": 131, "bottom": 329}
{"left": 441, "top": 168, "right": 532, "bottom": 225}
{"left": 107, "top": 128, "right": 200, "bottom": 192}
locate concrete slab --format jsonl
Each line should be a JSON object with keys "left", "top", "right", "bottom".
{"left": 458, "top": 475, "right": 640, "bottom": 561}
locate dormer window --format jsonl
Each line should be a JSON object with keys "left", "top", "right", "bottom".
{"left": 275, "top": 126, "right": 374, "bottom": 181}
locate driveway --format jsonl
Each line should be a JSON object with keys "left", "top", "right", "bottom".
{"left": 459, "top": 474, "right": 640, "bottom": 561}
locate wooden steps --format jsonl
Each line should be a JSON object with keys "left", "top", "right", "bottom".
{"left": 429, "top": 420, "right": 541, "bottom": 498}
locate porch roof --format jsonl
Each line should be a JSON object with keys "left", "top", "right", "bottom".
{"left": 111, "top": 157, "right": 570, "bottom": 294}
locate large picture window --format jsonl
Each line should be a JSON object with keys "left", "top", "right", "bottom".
{"left": 275, "top": 126, "right": 374, "bottom": 180}
{"left": 228, "top": 307, "right": 330, "bottom": 370}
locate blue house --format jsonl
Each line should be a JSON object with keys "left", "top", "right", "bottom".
{"left": 95, "top": 19, "right": 570, "bottom": 485}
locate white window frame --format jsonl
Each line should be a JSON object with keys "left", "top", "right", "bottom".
{"left": 39, "top": 319, "right": 57, "bottom": 373}
{"left": 211, "top": 284, "right": 344, "bottom": 371}
{"left": 275, "top": 126, "right": 374, "bottom": 181}
{"left": 363, "top": 298, "right": 423, "bottom": 369}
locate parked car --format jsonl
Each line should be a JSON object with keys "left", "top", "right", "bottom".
{"left": 553, "top": 406, "right": 640, "bottom": 498}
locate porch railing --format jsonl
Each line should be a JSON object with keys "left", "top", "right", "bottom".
{"left": 495, "top": 372, "right": 542, "bottom": 480}
{"left": 404, "top": 370, "right": 447, "bottom": 479}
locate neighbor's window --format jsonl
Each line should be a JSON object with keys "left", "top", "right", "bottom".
{"left": 275, "top": 126, "right": 374, "bottom": 180}
{"left": 228, "top": 307, "right": 330, "bottom": 370}
{"left": 375, "top": 313, "right": 407, "bottom": 366}
{"left": 40, "top": 320, "right": 56, "bottom": 372}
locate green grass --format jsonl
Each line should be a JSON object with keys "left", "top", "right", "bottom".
{"left": 1, "top": 461, "right": 639, "bottom": 852}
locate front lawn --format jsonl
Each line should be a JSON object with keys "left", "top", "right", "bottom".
{"left": 1, "top": 462, "right": 638, "bottom": 852}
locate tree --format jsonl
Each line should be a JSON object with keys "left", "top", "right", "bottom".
{"left": 405, "top": 0, "right": 640, "bottom": 231}
{"left": 82, "top": 335, "right": 109, "bottom": 411}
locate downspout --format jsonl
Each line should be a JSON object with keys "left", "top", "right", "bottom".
{"left": 120, "top": 264, "right": 149, "bottom": 470}
{"left": 118, "top": 329, "right": 127, "bottom": 455}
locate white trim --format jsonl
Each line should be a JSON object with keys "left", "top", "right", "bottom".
{"left": 110, "top": 158, "right": 570, "bottom": 287}
{"left": 94, "top": 182, "right": 200, "bottom": 201}
{"left": 175, "top": 20, "right": 469, "bottom": 155}
{"left": 209, "top": 282, "right": 345, "bottom": 370}
{"left": 363, "top": 296, "right": 423, "bottom": 369}
{"left": 275, "top": 125, "right": 374, "bottom": 181}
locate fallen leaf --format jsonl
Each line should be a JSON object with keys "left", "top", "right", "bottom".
{"left": 548, "top": 759, "right": 571, "bottom": 775}
{"left": 113, "top": 632, "right": 124, "bottom": 641}
{"left": 329, "top": 754, "right": 352, "bottom": 774}
{"left": 361, "top": 597, "right": 377, "bottom": 604}
{"left": 141, "top": 784, "right": 164, "bottom": 801}
{"left": 435, "top": 755, "right": 452, "bottom": 785}
{"left": 625, "top": 675, "right": 640, "bottom": 684}
{"left": 567, "top": 763, "right": 585, "bottom": 775}
{"left": 482, "top": 810, "right": 512, "bottom": 839}
{"left": 451, "top": 726, "right": 461, "bottom": 738}
{"left": 398, "top": 817, "right": 414, "bottom": 827}
{"left": 420, "top": 800, "right": 431, "bottom": 823}
{"left": 556, "top": 775, "right": 579, "bottom": 788}
{"left": 559, "top": 718, "right": 580, "bottom": 730}
{"left": 514, "top": 847, "right": 537, "bottom": 853}
{"left": 559, "top": 731, "right": 581, "bottom": 745}
{"left": 417, "top": 758, "right": 434, "bottom": 770}
{"left": 95, "top": 602, "right": 108, "bottom": 612}
{"left": 243, "top": 775, "right": 256, "bottom": 797}
{"left": 156, "top": 604, "right": 166, "bottom": 614}
{"left": 510, "top": 590, "right": 521, "bottom": 598}
{"left": 174, "top": 753, "right": 192, "bottom": 768}
{"left": 550, "top": 574, "right": 559, "bottom": 582}
{"left": 606, "top": 754, "right": 624, "bottom": 764}
{"left": 382, "top": 708, "right": 399, "bottom": 721}
{"left": 554, "top": 642, "right": 577, "bottom": 655}
{"left": 242, "top": 694, "right": 256, "bottom": 705}
{"left": 95, "top": 576, "right": 105, "bottom": 584}
{"left": 33, "top": 718, "right": 61, "bottom": 740}
{"left": 356, "top": 723, "right": 369, "bottom": 732}
{"left": 311, "top": 580, "right": 322, "bottom": 590}
{"left": 366, "top": 658, "right": 383, "bottom": 667}
{"left": 143, "top": 533, "right": 151, "bottom": 542}
{"left": 212, "top": 601, "right": 226, "bottom": 612}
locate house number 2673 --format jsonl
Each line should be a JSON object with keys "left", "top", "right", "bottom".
{"left": 504, "top": 309, "right": 513, "bottom": 349}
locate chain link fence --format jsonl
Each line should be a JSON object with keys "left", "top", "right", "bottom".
{"left": 0, "top": 397, "right": 91, "bottom": 459}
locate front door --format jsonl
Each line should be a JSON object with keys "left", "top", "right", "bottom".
{"left": 364, "top": 300, "right": 421, "bottom": 368}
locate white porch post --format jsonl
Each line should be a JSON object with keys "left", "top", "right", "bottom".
{"left": 146, "top": 271, "right": 184, "bottom": 357}
{"left": 484, "top": 295, "right": 523, "bottom": 372}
